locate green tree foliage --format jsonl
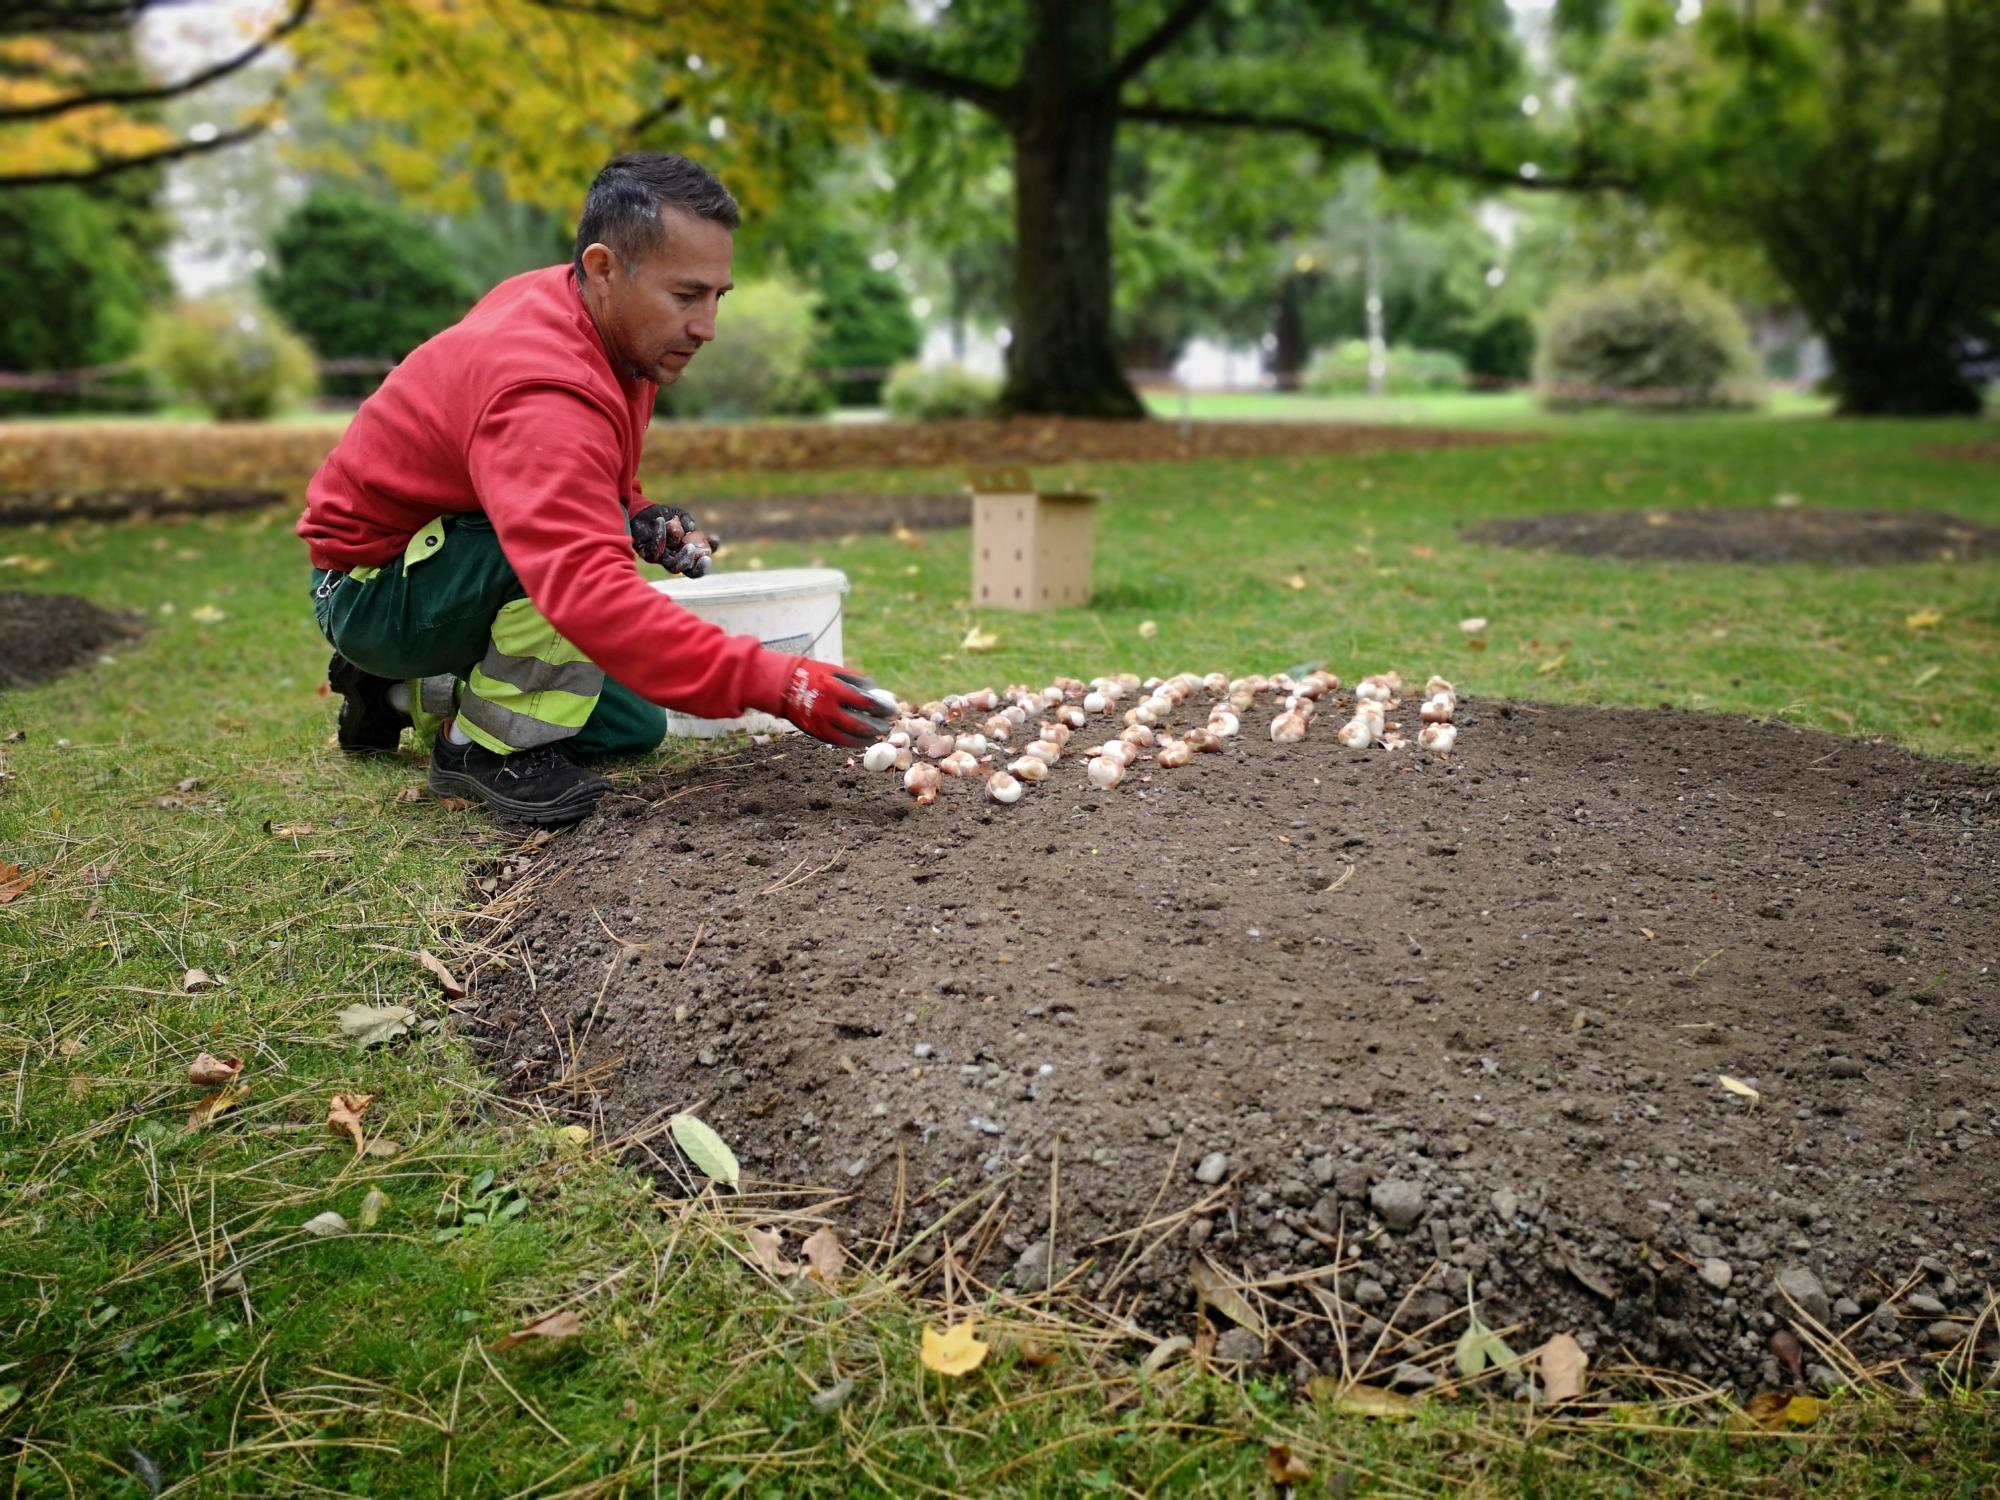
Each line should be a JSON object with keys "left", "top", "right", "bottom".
{"left": 662, "top": 279, "right": 833, "bottom": 420}
{"left": 790, "top": 233, "right": 921, "bottom": 406}
{"left": 140, "top": 298, "right": 318, "bottom": 421}
{"left": 1534, "top": 273, "right": 1760, "bottom": 411}
{"left": 0, "top": 185, "right": 162, "bottom": 412}
{"left": 261, "top": 190, "right": 479, "bottom": 396}
{"left": 1573, "top": 0, "right": 2000, "bottom": 414}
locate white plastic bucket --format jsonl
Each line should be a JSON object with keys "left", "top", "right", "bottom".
{"left": 650, "top": 566, "right": 849, "bottom": 738}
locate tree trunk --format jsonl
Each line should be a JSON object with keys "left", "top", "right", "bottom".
{"left": 1270, "top": 273, "right": 1309, "bottom": 390}
{"left": 1824, "top": 334, "right": 1983, "bottom": 415}
{"left": 1001, "top": 0, "right": 1145, "bottom": 419}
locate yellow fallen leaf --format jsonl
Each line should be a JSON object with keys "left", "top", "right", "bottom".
{"left": 960, "top": 626, "right": 1000, "bottom": 653}
{"left": 187, "top": 1085, "right": 249, "bottom": 1131}
{"left": 1904, "top": 609, "right": 1941, "bottom": 630}
{"left": 190, "top": 604, "right": 226, "bottom": 624}
{"left": 920, "top": 1320, "right": 989, "bottom": 1377}
{"left": 1283, "top": 574, "right": 1307, "bottom": 591}
{"left": 1304, "top": 1378, "right": 1420, "bottom": 1419}
{"left": 555, "top": 1124, "right": 592, "bottom": 1149}
{"left": 1138, "top": 620, "right": 1158, "bottom": 639}
{"left": 1718, "top": 1074, "right": 1761, "bottom": 1103}
{"left": 1265, "top": 1443, "right": 1312, "bottom": 1484}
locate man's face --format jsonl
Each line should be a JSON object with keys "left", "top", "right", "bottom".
{"left": 581, "top": 205, "right": 734, "bottom": 386}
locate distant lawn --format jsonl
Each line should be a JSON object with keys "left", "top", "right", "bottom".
{"left": 0, "top": 409, "right": 1995, "bottom": 1496}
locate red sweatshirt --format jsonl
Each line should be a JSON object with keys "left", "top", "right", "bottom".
{"left": 297, "top": 265, "right": 786, "bottom": 718}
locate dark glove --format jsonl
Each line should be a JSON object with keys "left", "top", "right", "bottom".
{"left": 772, "top": 657, "right": 896, "bottom": 749}
{"left": 632, "top": 504, "right": 716, "bottom": 578}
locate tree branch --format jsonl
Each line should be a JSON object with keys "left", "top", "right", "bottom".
{"left": 0, "top": 0, "right": 310, "bottom": 124}
{"left": 866, "top": 40, "right": 1018, "bottom": 122}
{"left": 1120, "top": 99, "right": 1634, "bottom": 192}
{"left": 626, "top": 93, "right": 683, "bottom": 136}
{"left": 0, "top": 2, "right": 158, "bottom": 36}
{"left": 0, "top": 116, "right": 266, "bottom": 187}
{"left": 1110, "top": 0, "right": 1218, "bottom": 88}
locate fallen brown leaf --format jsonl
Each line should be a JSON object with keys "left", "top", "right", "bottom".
{"left": 800, "top": 1225, "right": 845, "bottom": 1284}
{"left": 747, "top": 1226, "right": 799, "bottom": 1277}
{"left": 416, "top": 948, "right": 466, "bottom": 999}
{"left": 187, "top": 1052, "right": 242, "bottom": 1087}
{"left": 393, "top": 786, "right": 422, "bottom": 804}
{"left": 0, "top": 862, "right": 37, "bottom": 904}
{"left": 326, "top": 1093, "right": 375, "bottom": 1155}
{"left": 1539, "top": 1333, "right": 1587, "bottom": 1403}
{"left": 1265, "top": 1443, "right": 1312, "bottom": 1485}
{"left": 491, "top": 1308, "right": 583, "bottom": 1352}
{"left": 437, "top": 796, "right": 472, "bottom": 812}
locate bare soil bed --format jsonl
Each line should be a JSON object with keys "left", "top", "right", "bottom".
{"left": 1464, "top": 506, "right": 2000, "bottom": 565}
{"left": 472, "top": 697, "right": 1998, "bottom": 1393}
{"left": 0, "top": 419, "right": 1522, "bottom": 526}
{"left": 0, "top": 589, "right": 145, "bottom": 690}
{"left": 688, "top": 491, "right": 968, "bottom": 545}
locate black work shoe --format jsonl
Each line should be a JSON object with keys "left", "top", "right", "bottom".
{"left": 328, "top": 653, "right": 411, "bottom": 754}
{"left": 426, "top": 736, "right": 611, "bottom": 827}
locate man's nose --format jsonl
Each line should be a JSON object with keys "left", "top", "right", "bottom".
{"left": 688, "top": 298, "right": 720, "bottom": 342}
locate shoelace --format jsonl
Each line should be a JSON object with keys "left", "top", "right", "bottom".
{"left": 496, "top": 745, "right": 568, "bottom": 781}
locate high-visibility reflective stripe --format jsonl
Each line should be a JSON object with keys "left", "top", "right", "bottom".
{"left": 417, "top": 675, "right": 458, "bottom": 715}
{"left": 489, "top": 597, "right": 592, "bottom": 665}
{"left": 457, "top": 687, "right": 591, "bottom": 751}
{"left": 473, "top": 647, "right": 603, "bottom": 699}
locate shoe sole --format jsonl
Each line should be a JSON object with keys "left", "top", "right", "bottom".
{"left": 426, "top": 762, "right": 608, "bottom": 827}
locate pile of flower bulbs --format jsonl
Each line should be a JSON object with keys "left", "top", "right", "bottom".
{"left": 856, "top": 667, "right": 1460, "bottom": 807}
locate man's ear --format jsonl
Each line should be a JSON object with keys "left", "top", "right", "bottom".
{"left": 579, "top": 242, "right": 618, "bottom": 290}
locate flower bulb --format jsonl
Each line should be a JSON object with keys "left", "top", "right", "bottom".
{"left": 862, "top": 742, "right": 898, "bottom": 772}
{"left": 1270, "top": 710, "right": 1309, "bottom": 743}
{"left": 1087, "top": 756, "right": 1125, "bottom": 790}
{"left": 987, "top": 771, "right": 1023, "bottom": 804}
{"left": 1419, "top": 723, "right": 1457, "bottom": 752}
{"left": 1008, "top": 755, "right": 1050, "bottom": 782}
{"left": 905, "top": 762, "right": 942, "bottom": 803}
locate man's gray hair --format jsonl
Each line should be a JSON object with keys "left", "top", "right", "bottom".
{"left": 573, "top": 153, "right": 739, "bottom": 279}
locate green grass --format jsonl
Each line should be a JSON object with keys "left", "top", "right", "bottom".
{"left": 2, "top": 413, "right": 1996, "bottom": 1496}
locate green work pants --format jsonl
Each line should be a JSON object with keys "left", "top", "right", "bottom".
{"left": 309, "top": 513, "right": 666, "bottom": 760}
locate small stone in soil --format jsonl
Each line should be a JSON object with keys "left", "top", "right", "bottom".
{"left": 1774, "top": 1265, "right": 1831, "bottom": 1326}
{"left": 1700, "top": 1259, "right": 1733, "bottom": 1292}
{"left": 1213, "top": 1327, "right": 1264, "bottom": 1364}
{"left": 1194, "top": 1152, "right": 1229, "bottom": 1185}
{"left": 1370, "top": 1179, "right": 1426, "bottom": 1231}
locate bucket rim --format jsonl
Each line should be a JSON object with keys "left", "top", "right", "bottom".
{"left": 653, "top": 566, "right": 851, "bottom": 604}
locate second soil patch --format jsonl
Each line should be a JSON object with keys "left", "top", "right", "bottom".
{"left": 1464, "top": 505, "right": 1999, "bottom": 564}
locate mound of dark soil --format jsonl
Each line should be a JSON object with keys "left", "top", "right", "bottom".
{"left": 1464, "top": 507, "right": 2000, "bottom": 564}
{"left": 0, "top": 590, "right": 145, "bottom": 690}
{"left": 473, "top": 698, "right": 1998, "bottom": 1392}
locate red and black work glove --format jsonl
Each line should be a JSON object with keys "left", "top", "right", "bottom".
{"left": 771, "top": 657, "right": 896, "bottom": 749}
{"left": 632, "top": 504, "right": 716, "bottom": 578}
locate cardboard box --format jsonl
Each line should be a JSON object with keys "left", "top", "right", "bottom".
{"left": 968, "top": 466, "right": 1098, "bottom": 611}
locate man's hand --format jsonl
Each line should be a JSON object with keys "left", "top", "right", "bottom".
{"left": 632, "top": 504, "right": 716, "bottom": 577}
{"left": 774, "top": 658, "right": 896, "bottom": 749}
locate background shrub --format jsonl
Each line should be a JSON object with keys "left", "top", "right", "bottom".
{"left": 1304, "top": 340, "right": 1468, "bottom": 395}
{"left": 1464, "top": 311, "right": 1536, "bottom": 384}
{"left": 1535, "top": 274, "right": 1762, "bottom": 410}
{"left": 795, "top": 235, "right": 922, "bottom": 406}
{"left": 881, "top": 361, "right": 999, "bottom": 420}
{"left": 663, "top": 280, "right": 834, "bottom": 419}
{"left": 262, "top": 191, "right": 477, "bottom": 397}
{"left": 140, "top": 299, "right": 318, "bottom": 421}
{"left": 0, "top": 186, "right": 165, "bottom": 415}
